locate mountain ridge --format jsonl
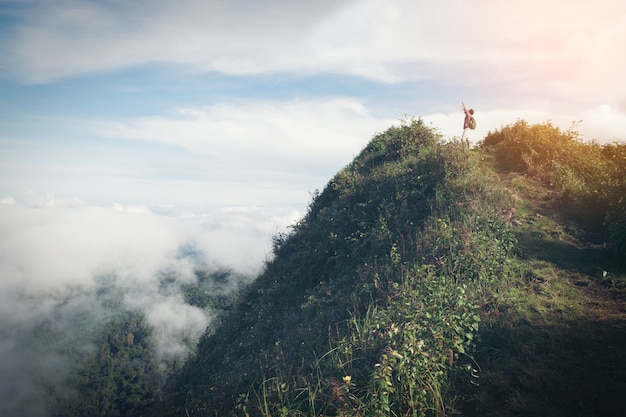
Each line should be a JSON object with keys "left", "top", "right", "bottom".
{"left": 151, "top": 118, "right": 626, "bottom": 417}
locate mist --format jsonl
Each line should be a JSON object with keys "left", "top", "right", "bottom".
{"left": 0, "top": 197, "right": 300, "bottom": 416}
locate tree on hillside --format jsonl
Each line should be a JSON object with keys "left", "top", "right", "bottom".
{"left": 53, "top": 311, "right": 162, "bottom": 417}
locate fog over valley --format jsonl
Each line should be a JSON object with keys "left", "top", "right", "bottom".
{"left": 0, "top": 197, "right": 299, "bottom": 416}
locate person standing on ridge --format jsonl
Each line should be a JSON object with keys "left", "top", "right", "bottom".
{"left": 461, "top": 101, "right": 475, "bottom": 146}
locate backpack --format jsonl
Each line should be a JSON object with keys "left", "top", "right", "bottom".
{"left": 468, "top": 116, "right": 476, "bottom": 130}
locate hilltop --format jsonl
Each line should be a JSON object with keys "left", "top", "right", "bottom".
{"left": 150, "top": 118, "right": 626, "bottom": 417}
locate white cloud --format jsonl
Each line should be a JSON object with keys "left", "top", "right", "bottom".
{"left": 0, "top": 194, "right": 290, "bottom": 370}
{"left": 0, "top": 196, "right": 16, "bottom": 205}
{"left": 141, "top": 298, "right": 213, "bottom": 357}
{"left": 2, "top": 0, "right": 344, "bottom": 83}
{"left": 0, "top": 194, "right": 291, "bottom": 293}
{"left": 3, "top": 0, "right": 625, "bottom": 143}
{"left": 1, "top": 205, "right": 171, "bottom": 291}
{"left": 0, "top": 194, "right": 300, "bottom": 416}
{"left": 112, "top": 203, "right": 151, "bottom": 213}
{"left": 5, "top": 0, "right": 625, "bottom": 107}
{"left": 95, "top": 98, "right": 395, "bottom": 170}
{"left": 18, "top": 189, "right": 85, "bottom": 208}
{"left": 580, "top": 105, "right": 626, "bottom": 142}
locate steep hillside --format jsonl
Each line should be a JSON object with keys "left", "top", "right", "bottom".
{"left": 463, "top": 160, "right": 626, "bottom": 417}
{"left": 151, "top": 119, "right": 626, "bottom": 417}
{"left": 461, "top": 122, "right": 626, "bottom": 416}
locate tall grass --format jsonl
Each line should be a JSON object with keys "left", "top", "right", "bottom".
{"left": 155, "top": 118, "right": 625, "bottom": 417}
{"left": 230, "top": 120, "right": 519, "bottom": 417}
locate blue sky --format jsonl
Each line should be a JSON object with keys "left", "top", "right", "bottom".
{"left": 1, "top": 0, "right": 626, "bottom": 284}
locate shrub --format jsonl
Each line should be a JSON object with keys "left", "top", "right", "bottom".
{"left": 482, "top": 120, "right": 626, "bottom": 255}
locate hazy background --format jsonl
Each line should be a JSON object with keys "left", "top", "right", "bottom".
{"left": 1, "top": 0, "right": 625, "bottom": 415}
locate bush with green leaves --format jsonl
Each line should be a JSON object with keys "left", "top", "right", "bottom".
{"left": 482, "top": 120, "right": 626, "bottom": 260}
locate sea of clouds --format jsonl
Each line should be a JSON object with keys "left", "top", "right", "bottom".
{"left": 0, "top": 194, "right": 300, "bottom": 416}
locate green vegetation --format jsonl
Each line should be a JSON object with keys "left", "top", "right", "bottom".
{"left": 45, "top": 268, "right": 246, "bottom": 417}
{"left": 52, "top": 311, "right": 163, "bottom": 417}
{"left": 465, "top": 121, "right": 626, "bottom": 416}
{"left": 46, "top": 118, "right": 626, "bottom": 416}
{"left": 151, "top": 118, "right": 626, "bottom": 416}
{"left": 482, "top": 119, "right": 626, "bottom": 258}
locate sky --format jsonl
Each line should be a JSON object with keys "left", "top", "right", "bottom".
{"left": 1, "top": 1, "right": 626, "bottom": 414}
{"left": 2, "top": 1, "right": 626, "bottom": 218}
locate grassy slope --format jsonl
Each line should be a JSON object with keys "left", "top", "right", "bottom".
{"left": 152, "top": 119, "right": 626, "bottom": 417}
{"left": 462, "top": 151, "right": 626, "bottom": 417}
